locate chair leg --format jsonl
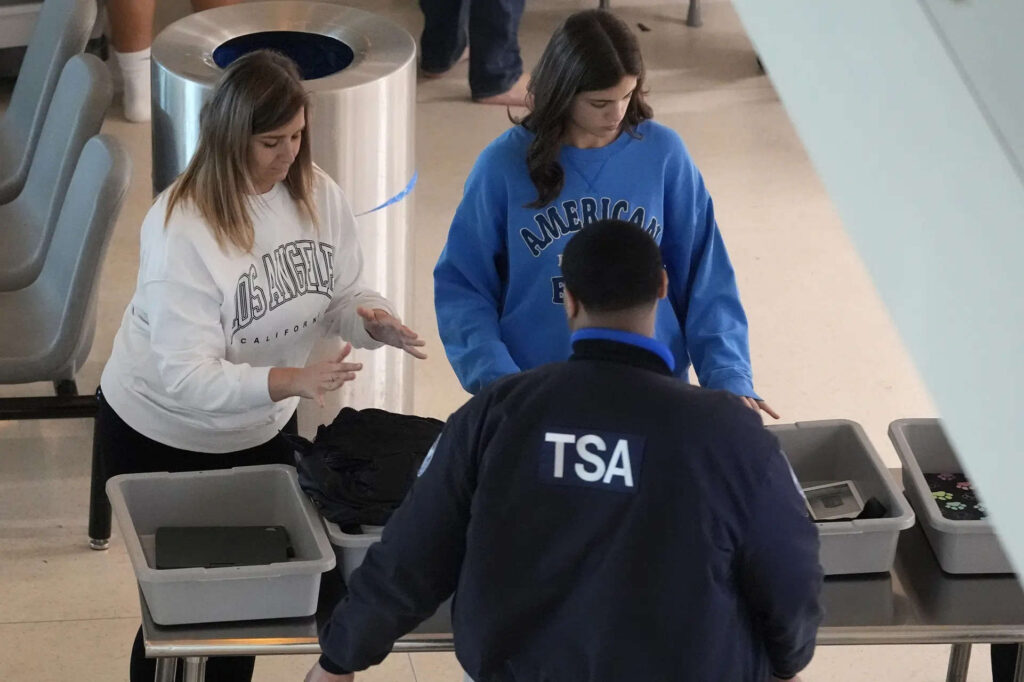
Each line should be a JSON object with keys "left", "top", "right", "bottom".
{"left": 84, "top": 383, "right": 112, "bottom": 550}
{"left": 88, "top": 420, "right": 111, "bottom": 550}
{"left": 53, "top": 380, "right": 110, "bottom": 549}
{"left": 83, "top": 381, "right": 110, "bottom": 550}
{"left": 0, "top": 381, "right": 108, "bottom": 549}
{"left": 54, "top": 379, "right": 79, "bottom": 396}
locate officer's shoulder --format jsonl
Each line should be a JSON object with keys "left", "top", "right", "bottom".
{"left": 477, "top": 364, "right": 554, "bottom": 403}
{"left": 657, "top": 383, "right": 773, "bottom": 450}
{"left": 443, "top": 369, "right": 549, "bottom": 444}
{"left": 454, "top": 364, "right": 569, "bottom": 420}
{"left": 702, "top": 390, "right": 780, "bottom": 466}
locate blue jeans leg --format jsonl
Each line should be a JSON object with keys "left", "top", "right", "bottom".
{"left": 467, "top": 0, "right": 524, "bottom": 98}
{"left": 419, "top": 0, "right": 470, "bottom": 73}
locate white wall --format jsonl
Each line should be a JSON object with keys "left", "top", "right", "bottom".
{"left": 731, "top": 0, "right": 1024, "bottom": 571}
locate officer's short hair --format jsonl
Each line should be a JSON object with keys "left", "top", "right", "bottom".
{"left": 561, "top": 219, "right": 663, "bottom": 312}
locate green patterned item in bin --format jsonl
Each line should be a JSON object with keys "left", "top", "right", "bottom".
{"left": 924, "top": 473, "right": 987, "bottom": 521}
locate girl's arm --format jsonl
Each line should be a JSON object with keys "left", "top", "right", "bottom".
{"left": 662, "top": 135, "right": 759, "bottom": 399}
{"left": 434, "top": 150, "right": 520, "bottom": 393}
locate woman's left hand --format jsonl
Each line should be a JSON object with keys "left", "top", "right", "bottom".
{"left": 358, "top": 307, "right": 428, "bottom": 359}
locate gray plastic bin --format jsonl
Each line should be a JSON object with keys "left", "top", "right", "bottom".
{"left": 107, "top": 465, "right": 336, "bottom": 625}
{"left": 894, "top": 517, "right": 1022, "bottom": 618}
{"left": 323, "top": 520, "right": 452, "bottom": 633}
{"left": 889, "top": 418, "right": 1013, "bottom": 574}
{"left": 770, "top": 420, "right": 915, "bottom": 575}
{"left": 327, "top": 522, "right": 380, "bottom": 583}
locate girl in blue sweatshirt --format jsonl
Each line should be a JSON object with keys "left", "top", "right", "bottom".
{"left": 433, "top": 9, "right": 777, "bottom": 418}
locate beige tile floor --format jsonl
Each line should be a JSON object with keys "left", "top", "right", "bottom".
{"left": 0, "top": 0, "right": 1000, "bottom": 679}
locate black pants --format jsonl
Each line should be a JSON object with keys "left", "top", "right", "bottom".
{"left": 992, "top": 644, "right": 1021, "bottom": 681}
{"left": 419, "top": 0, "right": 524, "bottom": 98}
{"left": 94, "top": 390, "right": 297, "bottom": 682}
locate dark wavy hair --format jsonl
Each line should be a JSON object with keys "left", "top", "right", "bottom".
{"left": 520, "top": 10, "right": 653, "bottom": 208}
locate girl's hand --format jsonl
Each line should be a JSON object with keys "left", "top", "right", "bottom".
{"left": 738, "top": 395, "right": 781, "bottom": 420}
{"left": 357, "top": 307, "right": 428, "bottom": 360}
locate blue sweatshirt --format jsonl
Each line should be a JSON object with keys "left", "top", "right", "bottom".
{"left": 434, "top": 120, "right": 758, "bottom": 397}
{"left": 318, "top": 331, "right": 822, "bottom": 681}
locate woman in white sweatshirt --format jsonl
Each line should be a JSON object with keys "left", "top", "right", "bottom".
{"left": 95, "top": 50, "right": 425, "bottom": 682}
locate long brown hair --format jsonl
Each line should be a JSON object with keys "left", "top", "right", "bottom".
{"left": 165, "top": 50, "right": 317, "bottom": 252}
{"left": 520, "top": 10, "right": 653, "bottom": 208}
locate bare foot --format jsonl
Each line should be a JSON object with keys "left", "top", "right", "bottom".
{"left": 473, "top": 73, "right": 530, "bottom": 107}
{"left": 420, "top": 47, "right": 469, "bottom": 79}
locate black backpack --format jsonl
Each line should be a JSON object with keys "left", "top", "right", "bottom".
{"left": 287, "top": 408, "right": 444, "bottom": 530}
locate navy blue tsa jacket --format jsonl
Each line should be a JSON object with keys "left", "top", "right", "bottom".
{"left": 318, "top": 331, "right": 823, "bottom": 682}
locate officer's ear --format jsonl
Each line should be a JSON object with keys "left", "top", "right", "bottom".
{"left": 657, "top": 270, "right": 668, "bottom": 300}
{"left": 564, "top": 287, "right": 580, "bottom": 320}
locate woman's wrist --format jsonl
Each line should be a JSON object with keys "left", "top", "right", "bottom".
{"left": 268, "top": 367, "right": 299, "bottom": 402}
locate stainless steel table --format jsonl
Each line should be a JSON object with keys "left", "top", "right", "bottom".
{"left": 141, "top": 568, "right": 454, "bottom": 682}
{"left": 142, "top": 522, "right": 1024, "bottom": 682}
{"left": 820, "top": 523, "right": 1024, "bottom": 681}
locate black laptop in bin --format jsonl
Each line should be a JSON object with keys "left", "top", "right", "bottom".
{"left": 155, "top": 526, "right": 294, "bottom": 569}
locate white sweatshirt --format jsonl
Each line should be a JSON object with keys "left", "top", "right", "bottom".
{"left": 100, "top": 168, "right": 394, "bottom": 453}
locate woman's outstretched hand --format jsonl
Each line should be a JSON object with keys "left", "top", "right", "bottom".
{"left": 358, "top": 307, "right": 428, "bottom": 360}
{"left": 269, "top": 343, "right": 362, "bottom": 407}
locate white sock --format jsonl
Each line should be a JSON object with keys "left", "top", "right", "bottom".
{"left": 114, "top": 48, "right": 151, "bottom": 123}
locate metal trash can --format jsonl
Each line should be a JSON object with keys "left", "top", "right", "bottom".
{"left": 151, "top": 2, "right": 415, "bottom": 423}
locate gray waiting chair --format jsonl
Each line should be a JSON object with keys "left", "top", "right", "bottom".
{"left": 598, "top": 0, "right": 702, "bottom": 27}
{"left": 0, "top": 0, "right": 98, "bottom": 203}
{"left": 0, "top": 52, "right": 111, "bottom": 291}
{"left": 0, "top": 134, "right": 131, "bottom": 549}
